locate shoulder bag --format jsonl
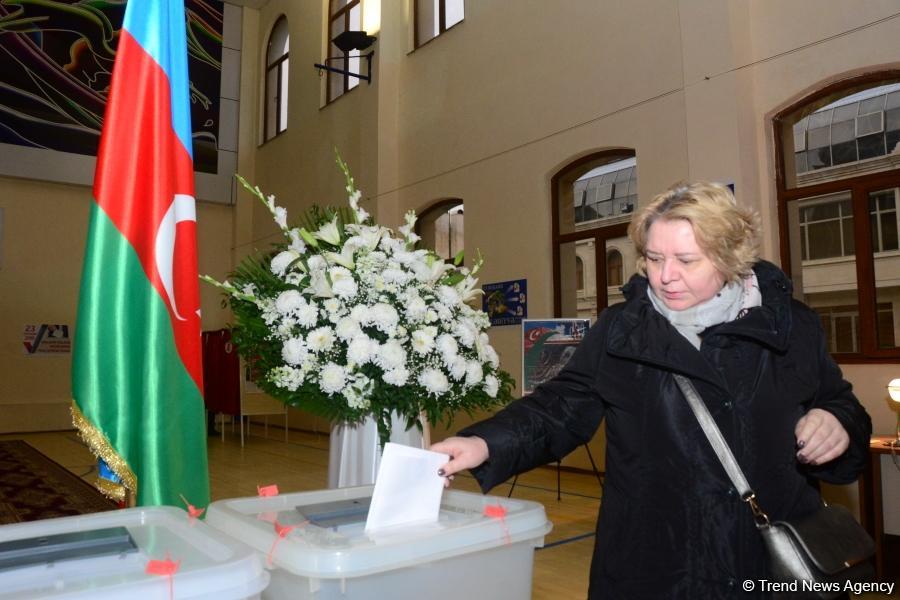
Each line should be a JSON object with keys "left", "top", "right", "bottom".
{"left": 673, "top": 374, "right": 875, "bottom": 599}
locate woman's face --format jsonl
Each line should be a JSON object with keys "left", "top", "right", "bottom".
{"left": 644, "top": 218, "right": 725, "bottom": 311}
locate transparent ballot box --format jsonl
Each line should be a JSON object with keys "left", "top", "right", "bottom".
{"left": 0, "top": 506, "right": 270, "bottom": 599}
{"left": 206, "top": 487, "right": 552, "bottom": 600}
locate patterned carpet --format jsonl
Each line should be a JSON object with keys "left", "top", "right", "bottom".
{"left": 0, "top": 440, "right": 116, "bottom": 524}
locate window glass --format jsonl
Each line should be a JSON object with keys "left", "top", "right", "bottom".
{"left": 416, "top": 201, "right": 464, "bottom": 261}
{"left": 871, "top": 188, "right": 900, "bottom": 349}
{"left": 416, "top": 0, "right": 464, "bottom": 47}
{"left": 264, "top": 17, "right": 289, "bottom": 141}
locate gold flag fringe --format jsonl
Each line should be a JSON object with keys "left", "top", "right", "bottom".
{"left": 71, "top": 401, "right": 137, "bottom": 504}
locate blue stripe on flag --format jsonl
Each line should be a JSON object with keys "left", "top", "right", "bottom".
{"left": 122, "top": 0, "right": 193, "bottom": 159}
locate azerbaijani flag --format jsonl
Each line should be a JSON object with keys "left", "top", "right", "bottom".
{"left": 72, "top": 0, "right": 209, "bottom": 508}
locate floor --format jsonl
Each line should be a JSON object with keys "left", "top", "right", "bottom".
{"left": 1, "top": 426, "right": 894, "bottom": 599}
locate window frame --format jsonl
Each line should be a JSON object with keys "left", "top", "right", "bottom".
{"left": 774, "top": 70, "right": 900, "bottom": 362}
{"left": 552, "top": 150, "right": 635, "bottom": 317}
{"left": 327, "top": 0, "right": 361, "bottom": 104}
{"left": 415, "top": 198, "right": 464, "bottom": 261}
{"left": 414, "top": 0, "right": 464, "bottom": 48}
{"left": 263, "top": 16, "right": 289, "bottom": 143}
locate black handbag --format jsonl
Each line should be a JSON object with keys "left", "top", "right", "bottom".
{"left": 674, "top": 374, "right": 875, "bottom": 599}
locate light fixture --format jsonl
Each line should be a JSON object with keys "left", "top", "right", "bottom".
{"left": 885, "top": 378, "right": 900, "bottom": 447}
{"left": 313, "top": 30, "right": 377, "bottom": 84}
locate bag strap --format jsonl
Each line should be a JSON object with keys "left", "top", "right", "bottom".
{"left": 672, "top": 373, "right": 772, "bottom": 527}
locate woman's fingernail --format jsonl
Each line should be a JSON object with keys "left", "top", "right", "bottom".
{"left": 437, "top": 469, "right": 445, "bottom": 476}
{"left": 797, "top": 453, "right": 808, "bottom": 463}
{"left": 796, "top": 440, "right": 806, "bottom": 449}
{"left": 448, "top": 475, "right": 455, "bottom": 481}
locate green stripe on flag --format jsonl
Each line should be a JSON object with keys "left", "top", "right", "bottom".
{"left": 72, "top": 203, "right": 209, "bottom": 508}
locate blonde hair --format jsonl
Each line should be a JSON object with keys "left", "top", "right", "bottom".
{"left": 628, "top": 181, "right": 760, "bottom": 283}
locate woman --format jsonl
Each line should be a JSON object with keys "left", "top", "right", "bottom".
{"left": 431, "top": 181, "right": 872, "bottom": 599}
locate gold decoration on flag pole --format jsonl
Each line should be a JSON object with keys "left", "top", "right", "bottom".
{"left": 71, "top": 401, "right": 137, "bottom": 505}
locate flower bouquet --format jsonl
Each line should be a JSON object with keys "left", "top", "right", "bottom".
{"left": 204, "top": 156, "right": 514, "bottom": 445}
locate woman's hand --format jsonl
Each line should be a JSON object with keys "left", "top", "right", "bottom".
{"left": 430, "top": 436, "right": 489, "bottom": 486}
{"left": 795, "top": 408, "right": 850, "bottom": 466}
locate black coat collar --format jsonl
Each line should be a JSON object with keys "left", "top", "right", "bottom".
{"left": 606, "top": 261, "right": 793, "bottom": 382}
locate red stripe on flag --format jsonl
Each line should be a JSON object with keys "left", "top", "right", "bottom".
{"left": 93, "top": 30, "right": 202, "bottom": 392}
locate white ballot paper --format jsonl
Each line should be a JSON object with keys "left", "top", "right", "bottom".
{"left": 365, "top": 442, "right": 449, "bottom": 532}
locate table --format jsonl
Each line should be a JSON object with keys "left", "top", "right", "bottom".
{"left": 857, "top": 435, "right": 899, "bottom": 580}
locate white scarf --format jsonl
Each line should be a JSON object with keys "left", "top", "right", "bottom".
{"left": 648, "top": 273, "right": 762, "bottom": 350}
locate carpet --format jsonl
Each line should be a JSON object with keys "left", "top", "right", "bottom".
{"left": 0, "top": 440, "right": 117, "bottom": 524}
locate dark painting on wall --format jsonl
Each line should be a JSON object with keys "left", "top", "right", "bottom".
{"left": 0, "top": 0, "right": 223, "bottom": 173}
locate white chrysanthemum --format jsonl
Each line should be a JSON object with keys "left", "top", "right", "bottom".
{"left": 323, "top": 298, "right": 342, "bottom": 314}
{"left": 281, "top": 337, "right": 308, "bottom": 366}
{"left": 465, "top": 361, "right": 483, "bottom": 386}
{"left": 405, "top": 296, "right": 427, "bottom": 322}
{"left": 484, "top": 374, "right": 500, "bottom": 398}
{"left": 436, "top": 334, "right": 458, "bottom": 362}
{"left": 424, "top": 309, "right": 438, "bottom": 323}
{"left": 411, "top": 328, "right": 436, "bottom": 355}
{"left": 437, "top": 285, "right": 461, "bottom": 307}
{"left": 296, "top": 303, "right": 319, "bottom": 328}
{"left": 376, "top": 340, "right": 407, "bottom": 370}
{"left": 306, "top": 255, "right": 327, "bottom": 272}
{"left": 383, "top": 367, "right": 409, "bottom": 386}
{"left": 347, "top": 336, "right": 377, "bottom": 365}
{"left": 454, "top": 319, "right": 477, "bottom": 347}
{"left": 306, "top": 326, "right": 336, "bottom": 352}
{"left": 330, "top": 266, "right": 358, "bottom": 298}
{"left": 319, "top": 363, "right": 346, "bottom": 395}
{"left": 275, "top": 290, "right": 305, "bottom": 315}
{"left": 305, "top": 270, "right": 334, "bottom": 298}
{"left": 350, "top": 304, "right": 371, "bottom": 325}
{"left": 335, "top": 316, "right": 362, "bottom": 341}
{"left": 449, "top": 356, "right": 468, "bottom": 381}
{"left": 419, "top": 368, "right": 450, "bottom": 395}
{"left": 483, "top": 344, "right": 500, "bottom": 368}
{"left": 370, "top": 303, "right": 400, "bottom": 332}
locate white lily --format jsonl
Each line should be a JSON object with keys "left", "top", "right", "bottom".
{"left": 304, "top": 270, "right": 334, "bottom": 298}
{"left": 313, "top": 217, "right": 342, "bottom": 246}
{"left": 325, "top": 245, "right": 356, "bottom": 269}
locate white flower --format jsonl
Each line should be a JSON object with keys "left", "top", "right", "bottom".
{"left": 449, "top": 357, "right": 468, "bottom": 381}
{"left": 483, "top": 344, "right": 500, "bottom": 369}
{"left": 329, "top": 266, "right": 358, "bottom": 298}
{"left": 454, "top": 319, "right": 477, "bottom": 347}
{"left": 313, "top": 217, "right": 342, "bottom": 246}
{"left": 437, "top": 285, "right": 461, "bottom": 307}
{"left": 376, "top": 340, "right": 407, "bottom": 370}
{"left": 307, "top": 255, "right": 327, "bottom": 272}
{"left": 347, "top": 336, "right": 377, "bottom": 365}
{"left": 276, "top": 290, "right": 305, "bottom": 315}
{"left": 270, "top": 366, "right": 304, "bottom": 391}
{"left": 320, "top": 363, "right": 346, "bottom": 395}
{"left": 350, "top": 304, "right": 371, "bottom": 325}
{"left": 296, "top": 303, "right": 319, "bottom": 328}
{"left": 370, "top": 303, "right": 400, "bottom": 332}
{"left": 405, "top": 295, "right": 427, "bottom": 322}
{"left": 411, "top": 328, "right": 436, "bottom": 355}
{"left": 271, "top": 251, "right": 299, "bottom": 276}
{"left": 484, "top": 374, "right": 499, "bottom": 398}
{"left": 323, "top": 298, "right": 342, "bottom": 314}
{"left": 419, "top": 368, "right": 450, "bottom": 396}
{"left": 436, "top": 334, "right": 458, "bottom": 362}
{"left": 306, "top": 326, "right": 336, "bottom": 352}
{"left": 383, "top": 367, "right": 410, "bottom": 386}
{"left": 274, "top": 206, "right": 288, "bottom": 230}
{"left": 465, "top": 361, "right": 483, "bottom": 386}
{"left": 281, "top": 337, "right": 308, "bottom": 366}
{"left": 305, "top": 270, "right": 334, "bottom": 298}
{"left": 287, "top": 229, "right": 307, "bottom": 254}
{"left": 335, "top": 316, "right": 362, "bottom": 341}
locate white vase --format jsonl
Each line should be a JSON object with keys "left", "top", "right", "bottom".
{"left": 327, "top": 413, "right": 426, "bottom": 488}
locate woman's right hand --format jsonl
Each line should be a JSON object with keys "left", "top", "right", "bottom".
{"left": 430, "top": 436, "right": 489, "bottom": 484}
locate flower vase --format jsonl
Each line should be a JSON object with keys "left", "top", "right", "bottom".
{"left": 327, "top": 413, "right": 425, "bottom": 488}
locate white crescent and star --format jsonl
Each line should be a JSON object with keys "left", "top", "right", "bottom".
{"left": 154, "top": 194, "right": 199, "bottom": 321}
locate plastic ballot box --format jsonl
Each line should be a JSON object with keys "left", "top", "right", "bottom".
{"left": 205, "top": 486, "right": 552, "bottom": 600}
{"left": 0, "top": 506, "right": 270, "bottom": 599}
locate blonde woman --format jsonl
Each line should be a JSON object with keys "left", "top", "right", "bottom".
{"left": 432, "top": 181, "right": 871, "bottom": 599}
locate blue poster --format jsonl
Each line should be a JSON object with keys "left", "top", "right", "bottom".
{"left": 482, "top": 279, "right": 527, "bottom": 326}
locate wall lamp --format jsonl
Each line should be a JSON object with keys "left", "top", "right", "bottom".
{"left": 314, "top": 30, "right": 377, "bottom": 84}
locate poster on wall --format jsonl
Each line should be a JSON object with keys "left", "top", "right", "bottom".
{"left": 23, "top": 324, "right": 71, "bottom": 355}
{"left": 482, "top": 279, "right": 527, "bottom": 326}
{"left": 521, "top": 318, "right": 590, "bottom": 394}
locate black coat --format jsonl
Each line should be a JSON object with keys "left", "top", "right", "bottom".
{"left": 461, "top": 261, "right": 872, "bottom": 599}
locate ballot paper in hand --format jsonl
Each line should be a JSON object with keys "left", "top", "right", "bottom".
{"left": 365, "top": 443, "right": 449, "bottom": 532}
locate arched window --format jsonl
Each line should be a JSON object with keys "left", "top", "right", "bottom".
{"left": 606, "top": 249, "right": 623, "bottom": 288}
{"left": 553, "top": 151, "right": 637, "bottom": 321}
{"left": 416, "top": 200, "right": 464, "bottom": 261}
{"left": 776, "top": 73, "right": 900, "bottom": 358}
{"left": 328, "top": 0, "right": 361, "bottom": 102}
{"left": 264, "top": 16, "right": 289, "bottom": 142}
